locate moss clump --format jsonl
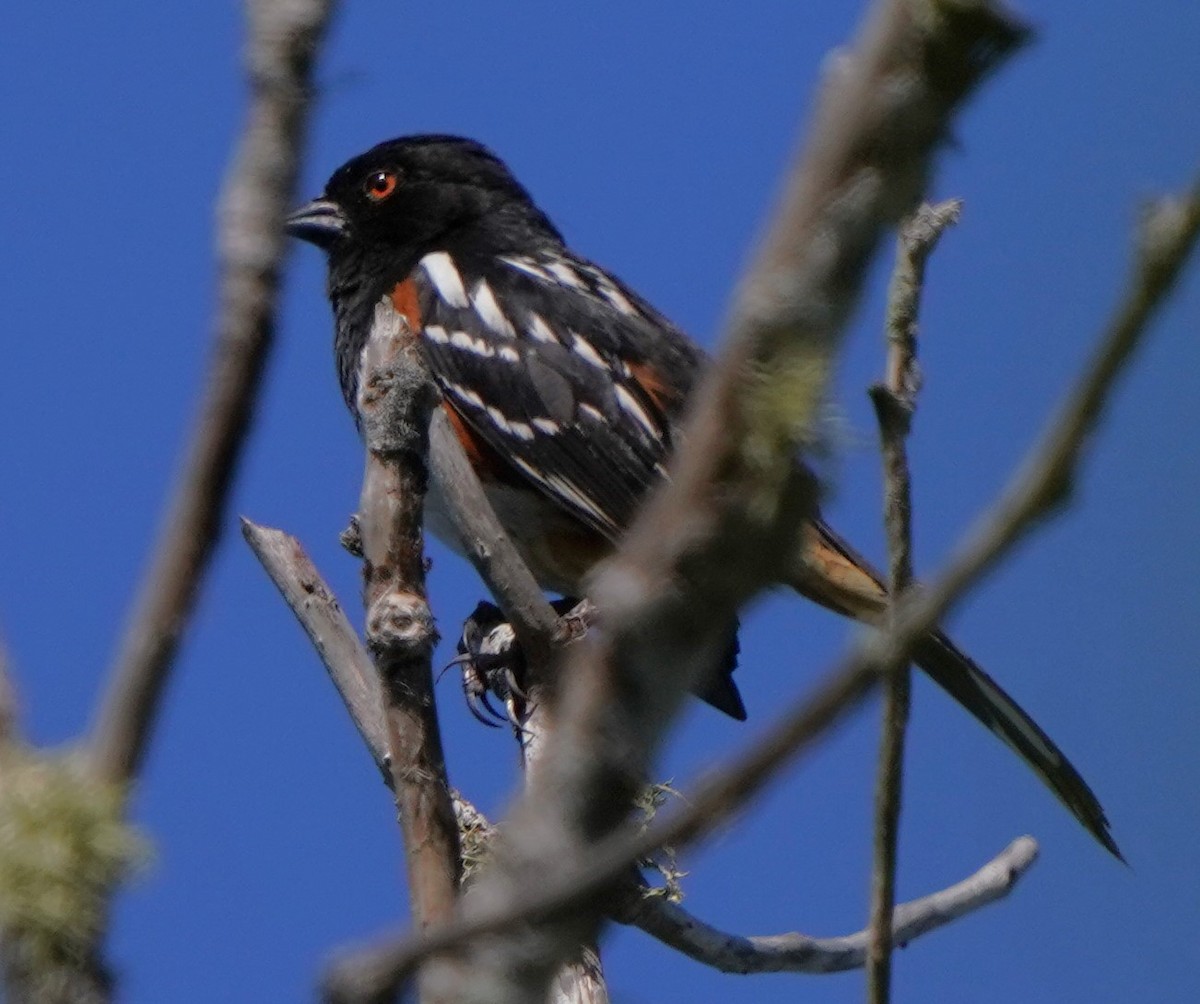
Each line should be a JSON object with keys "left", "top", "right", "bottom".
{"left": 0, "top": 748, "right": 149, "bottom": 998}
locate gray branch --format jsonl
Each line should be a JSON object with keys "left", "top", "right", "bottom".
{"left": 620, "top": 837, "right": 1037, "bottom": 974}
{"left": 865, "top": 198, "right": 960, "bottom": 1002}
{"left": 240, "top": 520, "right": 389, "bottom": 782}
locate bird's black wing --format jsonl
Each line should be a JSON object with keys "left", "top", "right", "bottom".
{"left": 409, "top": 247, "right": 705, "bottom": 539}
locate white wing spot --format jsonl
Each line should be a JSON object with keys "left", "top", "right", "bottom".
{"left": 420, "top": 252, "right": 469, "bottom": 308}
{"left": 578, "top": 403, "right": 604, "bottom": 423}
{"left": 532, "top": 417, "right": 560, "bottom": 435}
{"left": 447, "top": 383, "right": 485, "bottom": 411}
{"left": 589, "top": 272, "right": 637, "bottom": 315}
{"left": 499, "top": 256, "right": 552, "bottom": 282}
{"left": 571, "top": 333, "right": 609, "bottom": 370}
{"left": 450, "top": 330, "right": 494, "bottom": 358}
{"left": 497, "top": 345, "right": 521, "bottom": 363}
{"left": 615, "top": 384, "right": 659, "bottom": 437}
{"left": 509, "top": 421, "right": 536, "bottom": 441}
{"left": 424, "top": 325, "right": 451, "bottom": 344}
{"left": 471, "top": 279, "right": 516, "bottom": 338}
{"left": 546, "top": 473, "right": 608, "bottom": 525}
{"left": 486, "top": 406, "right": 512, "bottom": 433}
{"left": 526, "top": 313, "right": 559, "bottom": 344}
{"left": 547, "top": 259, "right": 587, "bottom": 290}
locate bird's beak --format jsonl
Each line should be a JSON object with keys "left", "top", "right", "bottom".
{"left": 285, "top": 197, "right": 349, "bottom": 249}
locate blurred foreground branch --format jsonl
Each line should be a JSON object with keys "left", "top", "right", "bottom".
{"left": 90, "top": 0, "right": 339, "bottom": 786}
{"left": 422, "top": 4, "right": 1030, "bottom": 1002}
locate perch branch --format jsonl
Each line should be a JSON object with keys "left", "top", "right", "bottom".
{"left": 354, "top": 303, "right": 461, "bottom": 934}
{"left": 89, "top": 0, "right": 339, "bottom": 785}
{"left": 865, "top": 198, "right": 960, "bottom": 1002}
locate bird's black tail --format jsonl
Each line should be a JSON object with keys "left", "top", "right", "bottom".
{"left": 787, "top": 518, "right": 1121, "bottom": 859}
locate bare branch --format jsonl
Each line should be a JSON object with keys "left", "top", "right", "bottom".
{"left": 369, "top": 168, "right": 1200, "bottom": 978}
{"left": 88, "top": 0, "right": 339, "bottom": 785}
{"left": 619, "top": 837, "right": 1037, "bottom": 974}
{"left": 240, "top": 520, "right": 389, "bottom": 781}
{"left": 865, "top": 198, "right": 960, "bottom": 1002}
{"left": 355, "top": 304, "right": 462, "bottom": 933}
{"left": 423, "top": 5, "right": 1030, "bottom": 1001}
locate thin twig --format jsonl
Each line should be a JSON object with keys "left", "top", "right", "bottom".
{"left": 355, "top": 302, "right": 462, "bottom": 937}
{"left": 865, "top": 198, "right": 960, "bottom": 1003}
{"left": 240, "top": 520, "right": 389, "bottom": 781}
{"left": 362, "top": 170, "right": 1200, "bottom": 978}
{"left": 88, "top": 0, "right": 339, "bottom": 785}
{"left": 422, "top": 5, "right": 1031, "bottom": 1002}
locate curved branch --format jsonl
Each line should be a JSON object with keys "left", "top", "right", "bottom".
{"left": 620, "top": 837, "right": 1037, "bottom": 974}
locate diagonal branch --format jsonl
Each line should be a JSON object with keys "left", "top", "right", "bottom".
{"left": 241, "top": 519, "right": 389, "bottom": 782}
{"left": 366, "top": 168, "right": 1200, "bottom": 980}
{"left": 88, "top": 0, "right": 340, "bottom": 786}
{"left": 865, "top": 198, "right": 960, "bottom": 1003}
{"left": 428, "top": 410, "right": 561, "bottom": 660}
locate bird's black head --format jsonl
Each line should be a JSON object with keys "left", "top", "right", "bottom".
{"left": 286, "top": 135, "right": 562, "bottom": 262}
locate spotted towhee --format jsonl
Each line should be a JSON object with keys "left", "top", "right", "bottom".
{"left": 287, "top": 134, "right": 1119, "bottom": 858}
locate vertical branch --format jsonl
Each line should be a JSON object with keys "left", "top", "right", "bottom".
{"left": 89, "top": 0, "right": 339, "bottom": 786}
{"left": 355, "top": 303, "right": 462, "bottom": 934}
{"left": 865, "top": 199, "right": 960, "bottom": 1003}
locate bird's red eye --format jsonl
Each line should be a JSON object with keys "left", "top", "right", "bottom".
{"left": 363, "top": 170, "right": 399, "bottom": 202}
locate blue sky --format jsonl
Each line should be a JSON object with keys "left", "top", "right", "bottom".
{"left": 2, "top": 2, "right": 1198, "bottom": 1002}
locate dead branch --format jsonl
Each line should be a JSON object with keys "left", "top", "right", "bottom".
{"left": 354, "top": 302, "right": 462, "bottom": 935}
{"left": 865, "top": 198, "right": 960, "bottom": 1002}
{"left": 240, "top": 520, "right": 389, "bottom": 781}
{"left": 420, "top": 5, "right": 1030, "bottom": 1002}
{"left": 88, "top": 0, "right": 339, "bottom": 786}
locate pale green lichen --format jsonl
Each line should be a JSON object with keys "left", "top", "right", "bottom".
{"left": 634, "top": 781, "right": 687, "bottom": 904}
{"left": 0, "top": 748, "right": 149, "bottom": 992}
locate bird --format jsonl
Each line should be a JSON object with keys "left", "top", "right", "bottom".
{"left": 287, "top": 134, "right": 1120, "bottom": 858}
